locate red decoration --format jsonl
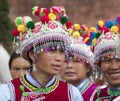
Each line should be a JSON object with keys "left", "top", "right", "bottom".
{"left": 35, "top": 10, "right": 40, "bottom": 16}
{"left": 12, "top": 29, "right": 20, "bottom": 36}
{"left": 66, "top": 21, "right": 72, "bottom": 29}
{"left": 40, "top": 15, "right": 49, "bottom": 23}
{"left": 100, "top": 27, "right": 109, "bottom": 34}
{"left": 43, "top": 8, "right": 49, "bottom": 16}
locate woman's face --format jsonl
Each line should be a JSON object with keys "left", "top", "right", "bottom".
{"left": 61, "top": 57, "right": 90, "bottom": 85}
{"left": 30, "top": 48, "right": 65, "bottom": 76}
{"left": 101, "top": 58, "right": 120, "bottom": 88}
{"left": 10, "top": 57, "right": 31, "bottom": 79}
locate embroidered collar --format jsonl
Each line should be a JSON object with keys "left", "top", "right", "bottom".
{"left": 108, "top": 86, "right": 120, "bottom": 96}
{"left": 96, "top": 86, "right": 120, "bottom": 101}
{"left": 77, "top": 78, "right": 92, "bottom": 94}
{"left": 20, "top": 71, "right": 59, "bottom": 96}
{"left": 25, "top": 71, "right": 56, "bottom": 88}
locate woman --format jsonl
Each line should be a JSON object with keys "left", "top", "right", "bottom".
{"left": 61, "top": 36, "right": 99, "bottom": 101}
{"left": 90, "top": 27, "right": 120, "bottom": 100}
{"left": 9, "top": 52, "right": 32, "bottom": 79}
{"left": 0, "top": 6, "right": 83, "bottom": 101}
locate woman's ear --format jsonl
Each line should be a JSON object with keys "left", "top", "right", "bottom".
{"left": 86, "top": 65, "right": 91, "bottom": 73}
{"left": 28, "top": 50, "right": 35, "bottom": 63}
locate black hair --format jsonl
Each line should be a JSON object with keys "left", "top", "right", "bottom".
{"left": 9, "top": 52, "right": 21, "bottom": 70}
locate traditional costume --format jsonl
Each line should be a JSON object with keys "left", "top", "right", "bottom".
{"left": 69, "top": 36, "right": 99, "bottom": 101}
{"left": 0, "top": 6, "right": 83, "bottom": 101}
{"left": 90, "top": 18, "right": 120, "bottom": 101}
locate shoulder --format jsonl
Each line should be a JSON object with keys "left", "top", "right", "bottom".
{"left": 0, "top": 83, "right": 11, "bottom": 101}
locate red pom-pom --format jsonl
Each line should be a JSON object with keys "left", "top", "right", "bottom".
{"left": 43, "top": 8, "right": 49, "bottom": 16}
{"left": 37, "top": 6, "right": 41, "bottom": 11}
{"left": 12, "top": 29, "right": 20, "bottom": 36}
{"left": 100, "top": 27, "right": 109, "bottom": 34}
{"left": 35, "top": 10, "right": 40, "bottom": 16}
{"left": 40, "top": 15, "right": 49, "bottom": 23}
{"left": 66, "top": 21, "right": 72, "bottom": 29}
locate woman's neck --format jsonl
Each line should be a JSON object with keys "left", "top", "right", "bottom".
{"left": 31, "top": 70, "right": 53, "bottom": 88}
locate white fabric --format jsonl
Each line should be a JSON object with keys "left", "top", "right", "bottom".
{"left": 0, "top": 71, "right": 83, "bottom": 101}
{"left": 0, "top": 45, "right": 12, "bottom": 84}
{"left": 0, "top": 83, "right": 11, "bottom": 101}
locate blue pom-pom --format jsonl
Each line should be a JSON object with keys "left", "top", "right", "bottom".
{"left": 105, "top": 20, "right": 114, "bottom": 28}
{"left": 90, "top": 32, "right": 96, "bottom": 39}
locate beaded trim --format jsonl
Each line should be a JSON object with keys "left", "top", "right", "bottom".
{"left": 20, "top": 76, "right": 59, "bottom": 94}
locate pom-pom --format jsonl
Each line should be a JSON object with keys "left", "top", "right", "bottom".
{"left": 66, "top": 21, "right": 72, "bottom": 29}
{"left": 96, "top": 20, "right": 104, "bottom": 30}
{"left": 89, "top": 27, "right": 96, "bottom": 32}
{"left": 50, "top": 6, "right": 60, "bottom": 14}
{"left": 15, "top": 17, "right": 22, "bottom": 26}
{"left": 12, "top": 29, "right": 20, "bottom": 36}
{"left": 114, "top": 15, "right": 120, "bottom": 25}
{"left": 100, "top": 27, "right": 109, "bottom": 34}
{"left": 59, "top": 6, "right": 66, "bottom": 16}
{"left": 26, "top": 21, "right": 35, "bottom": 29}
{"left": 18, "top": 25, "right": 26, "bottom": 33}
{"left": 74, "top": 24, "right": 80, "bottom": 30}
{"left": 90, "top": 32, "right": 97, "bottom": 39}
{"left": 110, "top": 26, "right": 119, "bottom": 33}
{"left": 105, "top": 20, "right": 114, "bottom": 28}
{"left": 22, "top": 16, "right": 33, "bottom": 25}
{"left": 48, "top": 13, "right": 57, "bottom": 20}
{"left": 40, "top": 15, "right": 49, "bottom": 23}
{"left": 95, "top": 32, "right": 101, "bottom": 39}
{"left": 41, "top": 8, "right": 49, "bottom": 16}
{"left": 60, "top": 16, "right": 68, "bottom": 24}
{"left": 32, "top": 6, "right": 41, "bottom": 16}
{"left": 80, "top": 25, "right": 88, "bottom": 32}
{"left": 72, "top": 31, "right": 80, "bottom": 38}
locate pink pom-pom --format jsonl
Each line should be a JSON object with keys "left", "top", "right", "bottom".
{"left": 40, "top": 15, "right": 49, "bottom": 23}
{"left": 66, "top": 21, "right": 72, "bottom": 29}
{"left": 12, "top": 29, "right": 20, "bottom": 36}
{"left": 51, "top": 6, "right": 60, "bottom": 14}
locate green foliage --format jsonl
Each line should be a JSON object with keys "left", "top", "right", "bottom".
{"left": 0, "top": 0, "right": 14, "bottom": 53}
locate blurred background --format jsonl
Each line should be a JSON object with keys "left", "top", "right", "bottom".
{"left": 1, "top": 0, "right": 120, "bottom": 53}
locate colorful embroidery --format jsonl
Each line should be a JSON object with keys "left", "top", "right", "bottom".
{"left": 20, "top": 76, "right": 59, "bottom": 94}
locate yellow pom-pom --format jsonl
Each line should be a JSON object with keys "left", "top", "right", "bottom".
{"left": 110, "top": 26, "right": 119, "bottom": 33}
{"left": 98, "top": 20, "right": 104, "bottom": 27}
{"left": 74, "top": 24, "right": 80, "bottom": 30}
{"left": 92, "top": 38, "right": 97, "bottom": 46}
{"left": 68, "top": 28, "right": 73, "bottom": 35}
{"left": 73, "top": 31, "right": 80, "bottom": 38}
{"left": 18, "top": 25, "right": 26, "bottom": 33}
{"left": 89, "top": 27, "right": 97, "bottom": 32}
{"left": 48, "top": 13, "right": 57, "bottom": 20}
